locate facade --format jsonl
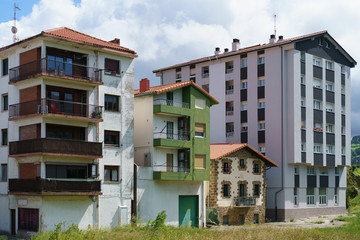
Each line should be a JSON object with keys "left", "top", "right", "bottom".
{"left": 153, "top": 31, "right": 357, "bottom": 220}
{"left": 209, "top": 143, "right": 277, "bottom": 225}
{"left": 134, "top": 79, "right": 218, "bottom": 227}
{"left": 0, "top": 27, "right": 136, "bottom": 234}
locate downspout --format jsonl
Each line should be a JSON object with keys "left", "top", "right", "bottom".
{"left": 274, "top": 46, "right": 284, "bottom": 221}
{"left": 95, "top": 50, "right": 100, "bottom": 228}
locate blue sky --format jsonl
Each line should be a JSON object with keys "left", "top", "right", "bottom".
{"left": 0, "top": 0, "right": 359, "bottom": 136}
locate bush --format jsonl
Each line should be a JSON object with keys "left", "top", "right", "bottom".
{"left": 146, "top": 211, "right": 167, "bottom": 230}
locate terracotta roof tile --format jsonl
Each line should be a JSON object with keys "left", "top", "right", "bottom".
{"left": 210, "top": 143, "right": 278, "bottom": 167}
{"left": 134, "top": 80, "right": 219, "bottom": 105}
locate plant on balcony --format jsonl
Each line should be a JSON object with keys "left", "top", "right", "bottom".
{"left": 313, "top": 127, "right": 323, "bottom": 131}
{"left": 301, "top": 125, "right": 306, "bottom": 129}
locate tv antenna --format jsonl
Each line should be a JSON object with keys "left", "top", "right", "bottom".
{"left": 273, "top": 14, "right": 277, "bottom": 37}
{"left": 12, "top": 3, "right": 21, "bottom": 43}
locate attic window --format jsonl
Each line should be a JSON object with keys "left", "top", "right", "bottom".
{"left": 105, "top": 58, "right": 120, "bottom": 75}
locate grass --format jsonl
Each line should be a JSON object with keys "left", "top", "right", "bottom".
{"left": 32, "top": 214, "right": 360, "bottom": 240}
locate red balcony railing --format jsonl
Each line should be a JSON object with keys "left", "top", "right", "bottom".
{"left": 9, "top": 58, "right": 102, "bottom": 83}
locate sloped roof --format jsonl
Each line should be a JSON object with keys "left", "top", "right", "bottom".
{"left": 134, "top": 80, "right": 219, "bottom": 105}
{"left": 153, "top": 30, "right": 356, "bottom": 72}
{"left": 210, "top": 143, "right": 278, "bottom": 167}
{"left": 0, "top": 27, "right": 137, "bottom": 57}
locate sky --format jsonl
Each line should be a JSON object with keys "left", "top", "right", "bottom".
{"left": 0, "top": 0, "right": 359, "bottom": 135}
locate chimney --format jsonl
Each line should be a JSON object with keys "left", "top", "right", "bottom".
{"left": 278, "top": 35, "right": 284, "bottom": 41}
{"left": 140, "top": 78, "right": 150, "bottom": 92}
{"left": 269, "top": 34, "right": 276, "bottom": 43}
{"left": 214, "top": 47, "right": 221, "bottom": 56}
{"left": 232, "top": 39, "right": 240, "bottom": 51}
{"left": 224, "top": 48, "right": 229, "bottom": 53}
{"left": 109, "top": 38, "right": 120, "bottom": 45}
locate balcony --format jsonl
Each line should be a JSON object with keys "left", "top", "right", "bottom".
{"left": 153, "top": 165, "right": 190, "bottom": 173}
{"left": 226, "top": 132, "right": 234, "bottom": 137}
{"left": 234, "top": 197, "right": 257, "bottom": 207}
{"left": 153, "top": 131, "right": 191, "bottom": 149}
{"left": 153, "top": 99, "right": 191, "bottom": 116}
{"left": 8, "top": 178, "right": 101, "bottom": 196}
{"left": 9, "top": 138, "right": 103, "bottom": 158}
{"left": 153, "top": 164, "right": 194, "bottom": 181}
{"left": 9, "top": 98, "right": 103, "bottom": 121}
{"left": 9, "top": 58, "right": 102, "bottom": 84}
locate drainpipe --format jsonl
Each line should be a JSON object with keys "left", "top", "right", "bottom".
{"left": 274, "top": 46, "right": 284, "bottom": 221}
{"left": 95, "top": 50, "right": 100, "bottom": 228}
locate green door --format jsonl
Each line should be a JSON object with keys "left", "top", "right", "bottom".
{"left": 179, "top": 196, "right": 198, "bottom": 227}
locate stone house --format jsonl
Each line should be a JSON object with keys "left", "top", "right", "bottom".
{"left": 209, "top": 143, "right": 278, "bottom": 225}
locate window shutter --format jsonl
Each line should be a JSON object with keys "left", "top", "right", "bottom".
{"left": 194, "top": 155, "right": 205, "bottom": 169}
{"left": 195, "top": 123, "right": 205, "bottom": 133}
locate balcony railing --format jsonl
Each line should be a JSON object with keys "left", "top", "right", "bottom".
{"left": 9, "top": 98, "right": 102, "bottom": 119}
{"left": 153, "top": 164, "right": 190, "bottom": 173}
{"left": 9, "top": 58, "right": 102, "bottom": 83}
{"left": 226, "top": 89, "right": 234, "bottom": 95}
{"left": 153, "top": 99, "right": 189, "bottom": 109}
{"left": 226, "top": 131, "right": 234, "bottom": 137}
{"left": 153, "top": 131, "right": 190, "bottom": 141}
{"left": 9, "top": 138, "right": 103, "bottom": 157}
{"left": 226, "top": 110, "right": 234, "bottom": 116}
{"left": 235, "top": 197, "right": 256, "bottom": 207}
{"left": 9, "top": 178, "right": 101, "bottom": 194}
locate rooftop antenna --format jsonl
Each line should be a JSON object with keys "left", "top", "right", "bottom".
{"left": 12, "top": 3, "right": 21, "bottom": 43}
{"left": 273, "top": 14, "right": 277, "bottom": 37}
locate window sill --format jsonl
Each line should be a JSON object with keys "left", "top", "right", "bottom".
{"left": 104, "top": 72, "right": 121, "bottom": 77}
{"left": 103, "top": 181, "right": 120, "bottom": 184}
{"left": 104, "top": 144, "right": 120, "bottom": 148}
{"left": 104, "top": 110, "right": 121, "bottom": 113}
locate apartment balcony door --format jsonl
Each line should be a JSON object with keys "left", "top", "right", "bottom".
{"left": 166, "top": 92, "right": 173, "bottom": 106}
{"left": 166, "top": 154, "right": 173, "bottom": 172}
{"left": 167, "top": 122, "right": 174, "bottom": 139}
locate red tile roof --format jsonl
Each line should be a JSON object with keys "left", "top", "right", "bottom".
{"left": 1, "top": 27, "right": 137, "bottom": 57}
{"left": 134, "top": 80, "right": 219, "bottom": 105}
{"left": 210, "top": 143, "right": 278, "bottom": 167}
{"left": 153, "top": 30, "right": 356, "bottom": 72}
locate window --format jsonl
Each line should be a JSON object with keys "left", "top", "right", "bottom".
{"left": 239, "top": 184, "right": 246, "bottom": 197}
{"left": 341, "top": 106, "right": 345, "bottom": 114}
{"left": 176, "top": 68, "right": 182, "bottom": 79}
{"left": 341, "top": 65, "right": 345, "bottom": 74}
{"left": 259, "top": 146, "right": 265, "bottom": 153}
{"left": 314, "top": 144, "right": 322, "bottom": 153}
{"left": 300, "top": 52, "right": 305, "bottom": 62}
{"left": 326, "top": 145, "right": 334, "bottom": 154}
{"left": 326, "top": 124, "right": 334, "bottom": 133}
{"left": 2, "top": 58, "right": 8, "bottom": 76}
{"left": 253, "top": 164, "right": 260, "bottom": 173}
{"left": 241, "top": 102, "right": 247, "bottom": 111}
{"left": 241, "top": 58, "right": 247, "bottom": 68}
{"left": 225, "top": 61, "right": 234, "bottom": 73}
{"left": 258, "top": 78, "right": 265, "bottom": 86}
{"left": 325, "top": 41, "right": 330, "bottom": 49}
{"left": 335, "top": 167, "right": 339, "bottom": 175}
{"left": 319, "top": 168, "right": 328, "bottom": 175}
{"left": 226, "top": 101, "right": 234, "bottom": 115}
{"left": 104, "top": 130, "right": 120, "bottom": 146}
{"left": 222, "top": 215, "right": 229, "bottom": 225}
{"left": 223, "top": 162, "right": 230, "bottom": 173}
{"left": 319, "top": 188, "right": 327, "bottom": 205}
{"left": 105, "top": 58, "right": 120, "bottom": 75}
{"left": 1, "top": 129, "right": 7, "bottom": 146}
{"left": 341, "top": 126, "right": 345, "bottom": 135}
{"left": 241, "top": 80, "right": 248, "bottom": 89}
{"left": 223, "top": 184, "right": 230, "bottom": 197}
{"left": 258, "top": 122, "right": 265, "bottom": 130}
{"left": 313, "top": 57, "right": 322, "bottom": 67}
{"left": 301, "top": 143, "right": 306, "bottom": 152}
{"left": 334, "top": 187, "right": 339, "bottom": 205}
{"left": 325, "top": 61, "right": 334, "bottom": 70}
{"left": 258, "top": 56, "right": 265, "bottom": 65}
{"left": 342, "top": 146, "right": 346, "bottom": 155}
{"left": 313, "top": 78, "right": 322, "bottom": 89}
{"left": 226, "top": 80, "right": 234, "bottom": 94}
{"left": 105, "top": 94, "right": 120, "bottom": 112}
{"left": 239, "top": 159, "right": 246, "bottom": 169}
{"left": 1, "top": 164, "right": 7, "bottom": 181}
{"left": 294, "top": 188, "right": 298, "bottom": 206}
{"left": 202, "top": 66, "right": 209, "bottom": 78}
{"left": 326, "top": 103, "right": 334, "bottom": 112}
{"left": 202, "top": 84, "right": 209, "bottom": 93}
{"left": 294, "top": 167, "right": 299, "bottom": 174}
{"left": 254, "top": 184, "right": 260, "bottom": 196}
{"left": 326, "top": 82, "right": 334, "bottom": 91}
{"left": 253, "top": 214, "right": 259, "bottom": 224}
{"left": 2, "top": 94, "right": 8, "bottom": 111}
{"left": 301, "top": 75, "right": 305, "bottom": 84}
{"left": 18, "top": 208, "right": 39, "bottom": 231}
{"left": 301, "top": 97, "right": 305, "bottom": 107}
{"left": 46, "top": 164, "right": 88, "bottom": 178}
{"left": 194, "top": 155, "right": 205, "bottom": 169}
{"left": 258, "top": 100, "right": 265, "bottom": 109}
{"left": 307, "top": 188, "right": 315, "bottom": 205}
{"left": 190, "top": 65, "right": 196, "bottom": 76}
{"left": 104, "top": 165, "right": 119, "bottom": 182}
{"left": 195, "top": 123, "right": 205, "bottom": 137}
{"left": 318, "top": 38, "right": 323, "bottom": 46}
{"left": 226, "top": 123, "right": 234, "bottom": 136}
{"left": 341, "top": 85, "right": 345, "bottom": 94}
{"left": 313, "top": 100, "right": 322, "bottom": 110}
{"left": 195, "top": 98, "right": 206, "bottom": 109}
{"left": 307, "top": 167, "right": 315, "bottom": 175}
{"left": 239, "top": 215, "right": 244, "bottom": 225}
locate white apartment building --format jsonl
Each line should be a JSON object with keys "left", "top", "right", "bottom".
{"left": 0, "top": 27, "right": 136, "bottom": 234}
{"left": 153, "top": 31, "right": 356, "bottom": 220}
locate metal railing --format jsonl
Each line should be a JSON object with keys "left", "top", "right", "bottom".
{"left": 226, "top": 89, "right": 234, "bottom": 95}
{"left": 226, "top": 110, "right": 234, "bottom": 116}
{"left": 153, "top": 164, "right": 190, "bottom": 173}
{"left": 153, "top": 131, "right": 190, "bottom": 141}
{"left": 9, "top": 58, "right": 103, "bottom": 83}
{"left": 226, "top": 132, "right": 234, "bottom": 137}
{"left": 235, "top": 197, "right": 256, "bottom": 207}
{"left": 9, "top": 98, "right": 102, "bottom": 119}
{"left": 153, "top": 99, "right": 189, "bottom": 109}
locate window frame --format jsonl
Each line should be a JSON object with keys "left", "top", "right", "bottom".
{"left": 104, "top": 94, "right": 120, "bottom": 112}
{"left": 254, "top": 184, "right": 260, "bottom": 196}
{"left": 104, "top": 130, "right": 120, "bottom": 147}
{"left": 104, "top": 165, "right": 119, "bottom": 182}
{"left": 2, "top": 94, "right": 8, "bottom": 111}
{"left": 313, "top": 57, "right": 322, "bottom": 67}
{"left": 194, "top": 154, "right": 205, "bottom": 169}
{"left": 195, "top": 123, "right": 205, "bottom": 138}
{"left": 258, "top": 56, "right": 265, "bottom": 65}
{"left": 104, "top": 58, "right": 120, "bottom": 75}
{"left": 1, "top": 164, "right": 7, "bottom": 181}
{"left": 1, "top": 129, "right": 7, "bottom": 146}
{"left": 2, "top": 58, "right": 8, "bottom": 76}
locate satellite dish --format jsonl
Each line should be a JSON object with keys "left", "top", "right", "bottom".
{"left": 11, "top": 26, "right": 17, "bottom": 34}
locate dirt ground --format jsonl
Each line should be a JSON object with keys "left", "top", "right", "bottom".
{"left": 211, "top": 214, "right": 354, "bottom": 230}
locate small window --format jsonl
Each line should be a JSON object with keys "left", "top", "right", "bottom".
{"left": 258, "top": 100, "right": 265, "bottom": 109}
{"left": 223, "top": 162, "right": 230, "bottom": 173}
{"left": 240, "top": 58, "right": 247, "bottom": 68}
{"left": 202, "top": 66, "right": 209, "bottom": 78}
{"left": 239, "top": 159, "right": 246, "bottom": 169}
{"left": 241, "top": 80, "right": 248, "bottom": 89}
{"left": 314, "top": 144, "right": 322, "bottom": 153}
{"left": 105, "top": 58, "right": 120, "bottom": 75}
{"left": 313, "top": 57, "right": 322, "bottom": 67}
{"left": 18, "top": 208, "right": 39, "bottom": 231}
{"left": 223, "top": 215, "right": 229, "bottom": 225}
{"left": 313, "top": 100, "right": 322, "bottom": 110}
{"left": 1, "top": 129, "right": 7, "bottom": 146}
{"left": 326, "top": 103, "right": 334, "bottom": 112}
{"left": 341, "top": 85, "right": 345, "bottom": 94}
{"left": 226, "top": 80, "right": 234, "bottom": 94}
{"left": 341, "top": 147, "right": 345, "bottom": 155}
{"left": 307, "top": 167, "right": 315, "bottom": 175}
{"left": 259, "top": 146, "right": 265, "bottom": 153}
{"left": 1, "top": 164, "right": 7, "bottom": 181}
{"left": 254, "top": 184, "right": 260, "bottom": 196}
{"left": 104, "top": 130, "right": 120, "bottom": 146}
{"left": 176, "top": 68, "right": 182, "bottom": 79}
{"left": 194, "top": 154, "right": 205, "bottom": 169}
{"left": 2, "top": 94, "right": 8, "bottom": 111}
{"left": 241, "top": 102, "right": 247, "bottom": 111}
{"left": 341, "top": 126, "right": 345, "bottom": 135}
{"left": 104, "top": 165, "right": 119, "bottom": 182}
{"left": 105, "top": 94, "right": 120, "bottom": 112}
{"left": 225, "top": 61, "right": 234, "bottom": 74}
{"left": 195, "top": 98, "right": 206, "bottom": 109}
{"left": 319, "top": 187, "right": 327, "bottom": 205}
{"left": 253, "top": 164, "right": 260, "bottom": 173}
{"left": 341, "top": 65, "right": 345, "bottom": 74}
{"left": 239, "top": 184, "right": 246, "bottom": 197}
{"left": 326, "top": 145, "right": 334, "bottom": 154}
{"left": 307, "top": 188, "right": 315, "bottom": 205}
{"left": 223, "top": 184, "right": 230, "bottom": 197}
{"left": 301, "top": 97, "right": 305, "bottom": 107}
{"left": 258, "top": 122, "right": 265, "bottom": 130}
{"left": 294, "top": 188, "right": 298, "bottom": 206}
{"left": 301, "top": 143, "right": 306, "bottom": 152}
{"left": 326, "top": 82, "right": 334, "bottom": 91}
{"left": 325, "top": 61, "right": 334, "bottom": 70}
{"left": 2, "top": 59, "right": 8, "bottom": 76}
{"left": 253, "top": 214, "right": 259, "bottom": 224}
{"left": 258, "top": 56, "right": 265, "bottom": 65}
{"left": 190, "top": 65, "right": 196, "bottom": 76}
{"left": 294, "top": 167, "right": 298, "bottom": 174}
{"left": 313, "top": 78, "right": 322, "bottom": 89}
{"left": 301, "top": 75, "right": 305, "bottom": 84}
{"left": 341, "top": 105, "right": 345, "bottom": 114}
{"left": 258, "top": 78, "right": 265, "bottom": 86}
{"left": 195, "top": 123, "right": 205, "bottom": 137}
{"left": 300, "top": 52, "right": 305, "bottom": 62}
{"left": 239, "top": 215, "right": 244, "bottom": 225}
